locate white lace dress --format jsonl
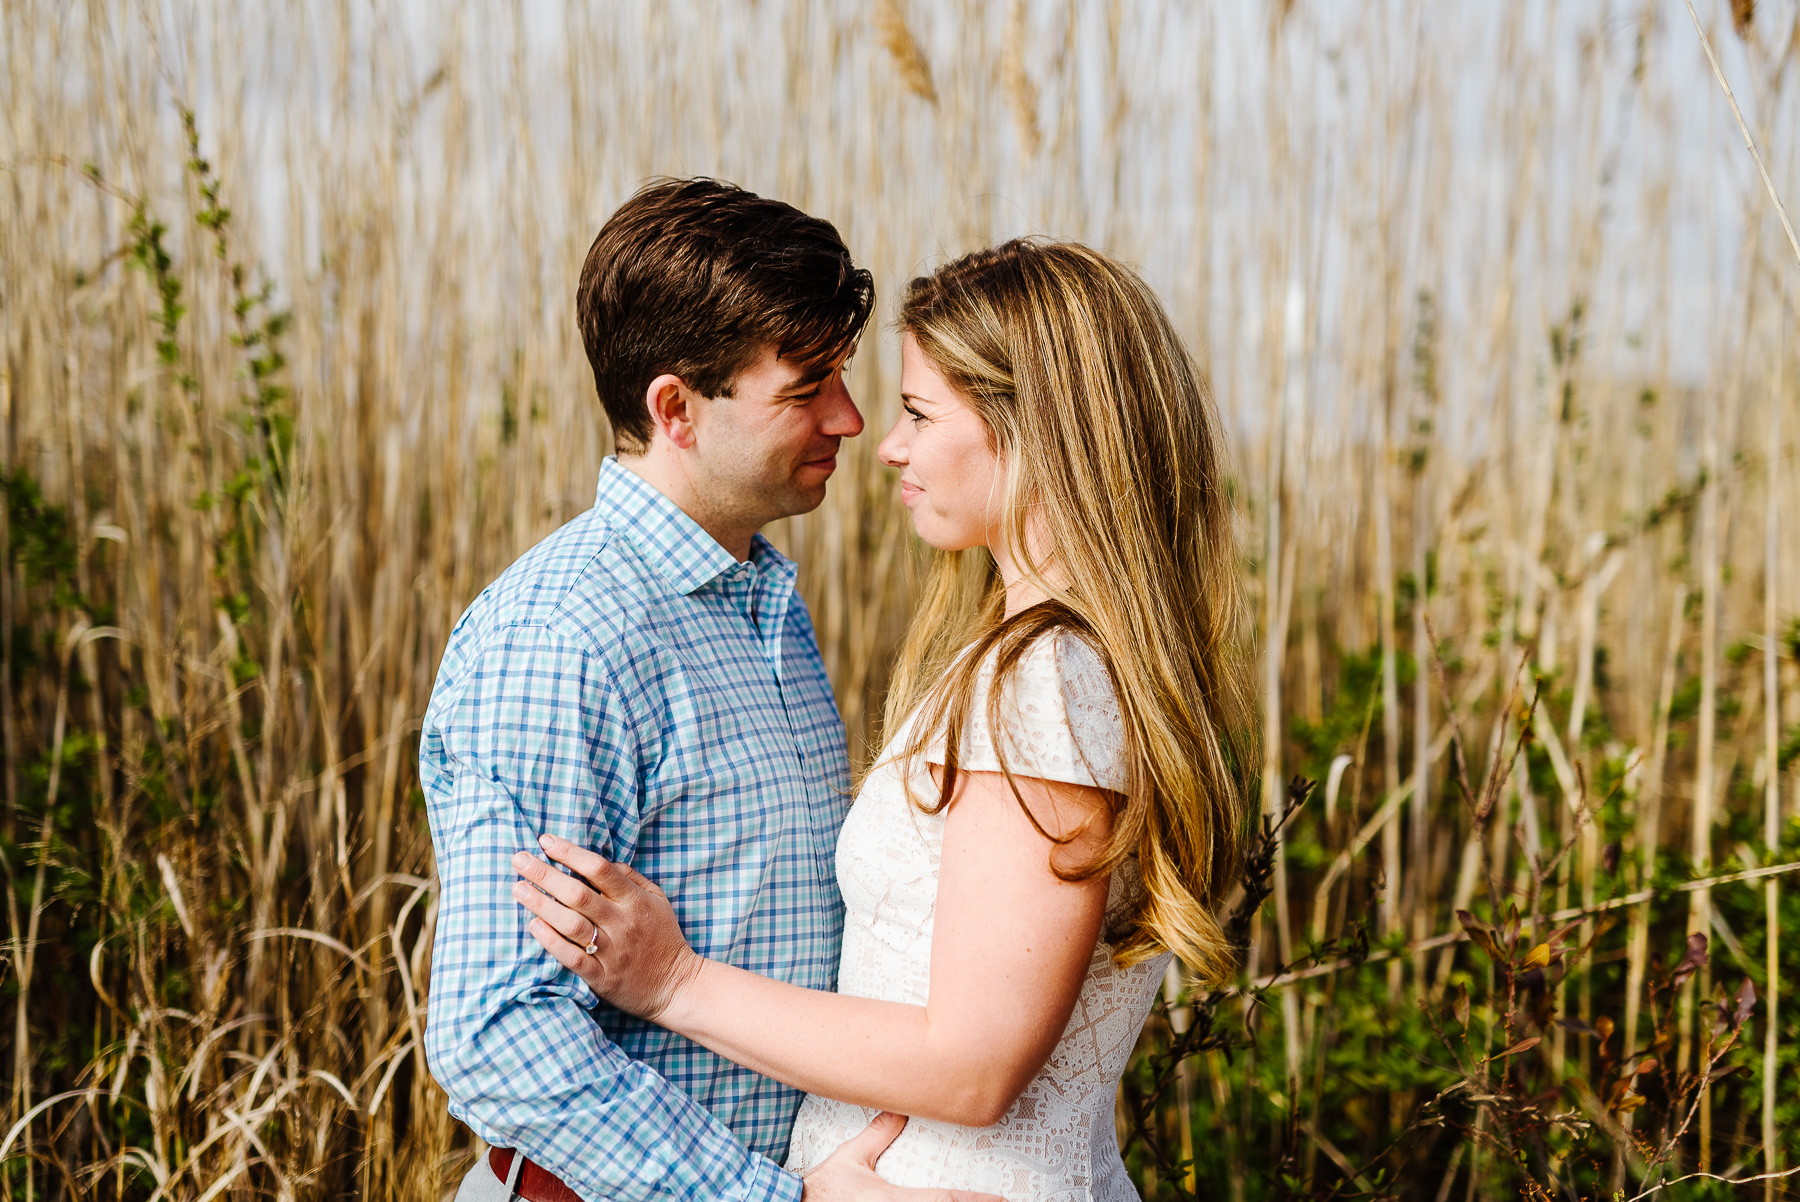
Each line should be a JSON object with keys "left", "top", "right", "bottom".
{"left": 785, "top": 632, "right": 1169, "bottom": 1201}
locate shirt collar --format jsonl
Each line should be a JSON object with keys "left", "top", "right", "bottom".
{"left": 747, "top": 532, "right": 796, "bottom": 582}
{"left": 593, "top": 457, "right": 792, "bottom": 596}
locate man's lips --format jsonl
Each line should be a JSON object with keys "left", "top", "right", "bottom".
{"left": 799, "top": 445, "right": 840, "bottom": 473}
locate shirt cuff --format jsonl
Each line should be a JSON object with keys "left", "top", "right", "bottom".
{"left": 733, "top": 1157, "right": 805, "bottom": 1202}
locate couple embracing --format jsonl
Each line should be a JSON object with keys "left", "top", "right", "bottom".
{"left": 422, "top": 178, "right": 1252, "bottom": 1202}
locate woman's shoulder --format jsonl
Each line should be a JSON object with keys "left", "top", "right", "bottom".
{"left": 1005, "top": 626, "right": 1117, "bottom": 715}
{"left": 967, "top": 627, "right": 1128, "bottom": 793}
{"left": 1026, "top": 626, "right": 1112, "bottom": 695}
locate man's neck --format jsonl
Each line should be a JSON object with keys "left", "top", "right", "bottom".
{"left": 615, "top": 451, "right": 758, "bottom": 562}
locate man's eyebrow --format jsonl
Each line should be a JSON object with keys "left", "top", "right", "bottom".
{"left": 778, "top": 363, "right": 838, "bottom": 394}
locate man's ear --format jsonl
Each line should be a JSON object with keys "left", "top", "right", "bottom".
{"left": 643, "top": 373, "right": 698, "bottom": 450}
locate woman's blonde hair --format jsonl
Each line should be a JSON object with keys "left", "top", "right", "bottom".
{"left": 881, "top": 238, "right": 1254, "bottom": 982}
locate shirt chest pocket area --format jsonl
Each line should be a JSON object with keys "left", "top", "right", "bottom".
{"left": 640, "top": 684, "right": 800, "bottom": 841}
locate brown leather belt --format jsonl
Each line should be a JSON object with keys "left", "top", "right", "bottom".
{"left": 488, "top": 1147, "right": 584, "bottom": 1202}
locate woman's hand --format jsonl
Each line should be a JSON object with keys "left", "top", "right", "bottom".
{"left": 512, "top": 834, "right": 703, "bottom": 1021}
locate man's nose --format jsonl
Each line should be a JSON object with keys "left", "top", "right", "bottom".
{"left": 819, "top": 375, "right": 864, "bottom": 438}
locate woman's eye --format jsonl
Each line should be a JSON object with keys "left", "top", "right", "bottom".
{"left": 902, "top": 402, "right": 926, "bottom": 423}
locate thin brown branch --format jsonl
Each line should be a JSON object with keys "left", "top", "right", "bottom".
{"left": 1681, "top": 0, "right": 1800, "bottom": 272}
{"left": 1254, "top": 861, "right": 1800, "bottom": 990}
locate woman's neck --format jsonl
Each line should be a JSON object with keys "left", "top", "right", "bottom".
{"left": 988, "top": 534, "right": 1059, "bottom": 619}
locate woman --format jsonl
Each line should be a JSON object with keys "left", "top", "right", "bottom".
{"left": 511, "top": 239, "right": 1252, "bottom": 1199}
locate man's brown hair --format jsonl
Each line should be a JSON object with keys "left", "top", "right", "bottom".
{"left": 576, "top": 178, "right": 874, "bottom": 451}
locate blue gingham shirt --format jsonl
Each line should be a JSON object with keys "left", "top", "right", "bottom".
{"left": 422, "top": 457, "right": 851, "bottom": 1202}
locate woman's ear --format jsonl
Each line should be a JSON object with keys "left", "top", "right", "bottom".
{"left": 643, "top": 373, "right": 698, "bottom": 450}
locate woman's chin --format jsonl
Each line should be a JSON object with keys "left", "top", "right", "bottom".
{"left": 909, "top": 521, "right": 984, "bottom": 555}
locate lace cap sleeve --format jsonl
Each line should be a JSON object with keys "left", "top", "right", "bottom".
{"left": 925, "top": 630, "right": 1128, "bottom": 793}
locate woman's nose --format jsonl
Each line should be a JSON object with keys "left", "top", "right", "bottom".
{"left": 876, "top": 418, "right": 909, "bottom": 467}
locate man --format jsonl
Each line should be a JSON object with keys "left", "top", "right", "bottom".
{"left": 423, "top": 179, "right": 991, "bottom": 1202}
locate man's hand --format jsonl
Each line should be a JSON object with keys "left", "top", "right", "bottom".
{"left": 801, "top": 1113, "right": 1004, "bottom": 1202}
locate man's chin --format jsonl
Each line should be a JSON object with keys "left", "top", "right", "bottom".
{"left": 784, "top": 482, "right": 831, "bottom": 514}
{"left": 773, "top": 477, "right": 832, "bottom": 519}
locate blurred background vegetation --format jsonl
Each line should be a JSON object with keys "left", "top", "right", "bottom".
{"left": 3, "top": 0, "right": 1799, "bottom": 1198}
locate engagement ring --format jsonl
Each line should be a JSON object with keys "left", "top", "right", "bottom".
{"left": 583, "top": 920, "right": 599, "bottom": 957}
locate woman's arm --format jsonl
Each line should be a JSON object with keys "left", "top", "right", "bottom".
{"left": 514, "top": 770, "right": 1111, "bottom": 1127}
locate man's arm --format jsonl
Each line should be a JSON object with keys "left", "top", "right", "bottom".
{"left": 423, "top": 621, "right": 800, "bottom": 1202}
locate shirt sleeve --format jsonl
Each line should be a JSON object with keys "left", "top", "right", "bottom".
{"left": 925, "top": 630, "right": 1128, "bottom": 793}
{"left": 422, "top": 621, "right": 802, "bottom": 1202}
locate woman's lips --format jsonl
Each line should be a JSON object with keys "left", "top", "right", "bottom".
{"left": 899, "top": 481, "right": 923, "bottom": 504}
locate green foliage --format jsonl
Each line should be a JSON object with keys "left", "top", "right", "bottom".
{"left": 1549, "top": 299, "right": 1584, "bottom": 370}
{"left": 1713, "top": 823, "right": 1800, "bottom": 1160}
{"left": 1291, "top": 646, "right": 1383, "bottom": 777}
{"left": 1, "top": 106, "right": 314, "bottom": 1202}
{"left": 1411, "top": 291, "right": 1439, "bottom": 409}
{"left": 0, "top": 471, "right": 85, "bottom": 613}
{"left": 1668, "top": 675, "right": 1701, "bottom": 725}
{"left": 125, "top": 206, "right": 191, "bottom": 388}
{"left": 1550, "top": 298, "right": 1585, "bottom": 422}
{"left": 1126, "top": 598, "right": 1795, "bottom": 1201}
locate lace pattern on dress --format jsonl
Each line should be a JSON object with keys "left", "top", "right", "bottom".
{"left": 785, "top": 631, "right": 1166, "bottom": 1202}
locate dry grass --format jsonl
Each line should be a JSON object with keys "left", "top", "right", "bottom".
{"left": 2, "top": 1, "right": 1797, "bottom": 1198}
